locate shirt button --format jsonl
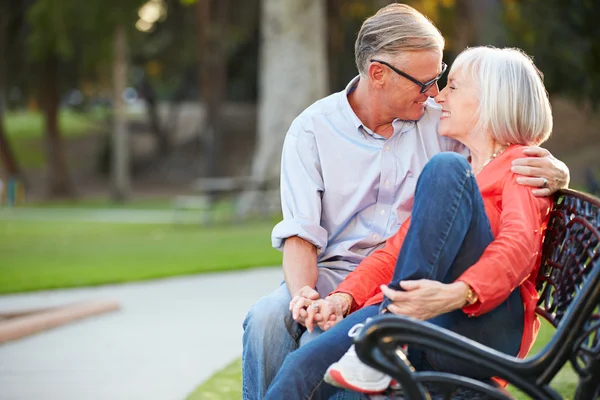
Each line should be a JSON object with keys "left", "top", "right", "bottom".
{"left": 385, "top": 146, "right": 391, "bottom": 151}
{"left": 385, "top": 180, "right": 390, "bottom": 187}
{"left": 373, "top": 234, "right": 378, "bottom": 239}
{"left": 380, "top": 210, "right": 385, "bottom": 215}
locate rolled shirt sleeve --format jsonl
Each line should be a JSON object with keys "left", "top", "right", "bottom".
{"left": 272, "top": 119, "right": 329, "bottom": 253}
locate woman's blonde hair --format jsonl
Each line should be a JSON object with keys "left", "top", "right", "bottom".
{"left": 452, "top": 46, "right": 553, "bottom": 146}
{"left": 355, "top": 3, "right": 444, "bottom": 76}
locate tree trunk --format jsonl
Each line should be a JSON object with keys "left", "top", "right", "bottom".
{"left": 0, "top": 0, "right": 23, "bottom": 181}
{"left": 111, "top": 24, "right": 130, "bottom": 202}
{"left": 140, "top": 75, "right": 169, "bottom": 155}
{"left": 197, "top": 0, "right": 228, "bottom": 179}
{"left": 237, "top": 0, "right": 328, "bottom": 216}
{"left": 0, "top": 114, "right": 21, "bottom": 179}
{"left": 40, "top": 56, "right": 74, "bottom": 198}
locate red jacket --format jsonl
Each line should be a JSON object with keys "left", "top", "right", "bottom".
{"left": 332, "top": 145, "right": 553, "bottom": 359}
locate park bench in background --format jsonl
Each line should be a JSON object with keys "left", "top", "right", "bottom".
{"left": 356, "top": 189, "right": 600, "bottom": 400}
{"left": 173, "top": 176, "right": 279, "bottom": 224}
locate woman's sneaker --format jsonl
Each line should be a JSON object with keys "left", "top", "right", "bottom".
{"left": 324, "top": 344, "right": 393, "bottom": 394}
{"left": 323, "top": 319, "right": 393, "bottom": 394}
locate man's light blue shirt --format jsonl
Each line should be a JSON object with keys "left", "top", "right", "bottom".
{"left": 272, "top": 77, "right": 466, "bottom": 295}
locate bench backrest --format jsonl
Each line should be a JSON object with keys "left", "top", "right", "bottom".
{"left": 535, "top": 189, "right": 600, "bottom": 397}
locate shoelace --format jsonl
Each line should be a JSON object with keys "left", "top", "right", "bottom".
{"left": 347, "top": 317, "right": 374, "bottom": 338}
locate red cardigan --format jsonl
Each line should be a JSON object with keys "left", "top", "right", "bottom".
{"left": 332, "top": 145, "right": 553, "bottom": 359}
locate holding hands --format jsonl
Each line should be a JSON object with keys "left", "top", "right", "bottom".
{"left": 289, "top": 286, "right": 351, "bottom": 333}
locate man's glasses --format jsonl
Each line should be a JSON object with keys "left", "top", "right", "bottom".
{"left": 370, "top": 59, "right": 448, "bottom": 94}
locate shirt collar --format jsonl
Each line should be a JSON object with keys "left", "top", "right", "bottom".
{"left": 341, "top": 76, "right": 415, "bottom": 139}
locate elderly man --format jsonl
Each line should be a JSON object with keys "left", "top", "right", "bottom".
{"left": 242, "top": 4, "right": 568, "bottom": 399}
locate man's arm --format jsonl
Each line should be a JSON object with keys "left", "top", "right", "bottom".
{"left": 283, "top": 236, "right": 318, "bottom": 297}
{"left": 511, "top": 146, "right": 570, "bottom": 196}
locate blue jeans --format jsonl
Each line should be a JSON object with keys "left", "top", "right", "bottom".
{"left": 242, "top": 283, "right": 324, "bottom": 400}
{"left": 265, "top": 305, "right": 380, "bottom": 400}
{"left": 264, "top": 152, "right": 524, "bottom": 398}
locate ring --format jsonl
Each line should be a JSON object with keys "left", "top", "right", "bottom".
{"left": 542, "top": 178, "right": 548, "bottom": 188}
{"left": 310, "top": 302, "right": 320, "bottom": 311}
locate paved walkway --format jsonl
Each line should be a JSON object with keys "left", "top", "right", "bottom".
{"left": 0, "top": 267, "right": 282, "bottom": 400}
{"left": 0, "top": 208, "right": 207, "bottom": 225}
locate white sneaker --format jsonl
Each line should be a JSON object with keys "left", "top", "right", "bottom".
{"left": 323, "top": 319, "right": 393, "bottom": 394}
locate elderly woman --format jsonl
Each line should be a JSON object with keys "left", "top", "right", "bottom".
{"left": 264, "top": 46, "right": 555, "bottom": 399}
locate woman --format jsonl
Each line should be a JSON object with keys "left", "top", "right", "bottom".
{"left": 264, "top": 46, "right": 555, "bottom": 399}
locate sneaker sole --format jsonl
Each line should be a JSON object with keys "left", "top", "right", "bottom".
{"left": 324, "top": 369, "right": 390, "bottom": 394}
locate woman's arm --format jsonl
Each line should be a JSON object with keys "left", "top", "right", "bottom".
{"left": 457, "top": 175, "right": 552, "bottom": 316}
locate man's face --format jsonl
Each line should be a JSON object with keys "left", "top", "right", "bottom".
{"left": 375, "top": 50, "right": 444, "bottom": 121}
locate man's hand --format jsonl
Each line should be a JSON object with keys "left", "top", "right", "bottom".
{"left": 380, "top": 280, "right": 468, "bottom": 320}
{"left": 289, "top": 286, "right": 319, "bottom": 326}
{"left": 301, "top": 298, "right": 342, "bottom": 333}
{"left": 511, "top": 146, "right": 570, "bottom": 197}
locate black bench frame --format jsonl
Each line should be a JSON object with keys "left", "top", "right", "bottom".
{"left": 355, "top": 189, "right": 600, "bottom": 399}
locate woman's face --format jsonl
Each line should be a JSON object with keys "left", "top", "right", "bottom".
{"left": 435, "top": 68, "right": 480, "bottom": 140}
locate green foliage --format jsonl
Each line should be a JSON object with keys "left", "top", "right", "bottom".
{"left": 5, "top": 110, "right": 105, "bottom": 168}
{"left": 0, "top": 218, "right": 280, "bottom": 294}
{"left": 26, "top": 0, "right": 145, "bottom": 67}
{"left": 504, "top": 0, "right": 600, "bottom": 108}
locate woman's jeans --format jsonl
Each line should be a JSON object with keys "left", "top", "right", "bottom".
{"left": 264, "top": 152, "right": 524, "bottom": 399}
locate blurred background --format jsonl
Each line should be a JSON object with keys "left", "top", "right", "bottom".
{"left": 0, "top": 0, "right": 599, "bottom": 207}
{"left": 0, "top": 1, "right": 599, "bottom": 399}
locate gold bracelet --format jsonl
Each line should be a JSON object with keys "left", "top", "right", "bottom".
{"left": 327, "top": 293, "right": 354, "bottom": 317}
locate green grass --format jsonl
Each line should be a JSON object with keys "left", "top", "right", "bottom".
{"left": 5, "top": 109, "right": 104, "bottom": 140}
{"left": 4, "top": 109, "right": 105, "bottom": 168}
{"left": 26, "top": 197, "right": 175, "bottom": 210}
{"left": 187, "top": 321, "right": 577, "bottom": 400}
{"left": 186, "top": 358, "right": 242, "bottom": 400}
{"left": 508, "top": 320, "right": 578, "bottom": 399}
{"left": 0, "top": 219, "right": 281, "bottom": 294}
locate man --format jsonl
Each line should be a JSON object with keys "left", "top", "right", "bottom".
{"left": 242, "top": 4, "right": 569, "bottom": 399}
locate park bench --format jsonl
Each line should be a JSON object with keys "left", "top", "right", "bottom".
{"left": 173, "top": 176, "right": 279, "bottom": 223}
{"left": 355, "top": 188, "right": 600, "bottom": 400}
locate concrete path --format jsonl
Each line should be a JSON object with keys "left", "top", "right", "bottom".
{"left": 0, "top": 267, "right": 282, "bottom": 400}
{"left": 0, "top": 208, "right": 207, "bottom": 225}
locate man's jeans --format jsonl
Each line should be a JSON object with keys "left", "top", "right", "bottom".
{"left": 242, "top": 283, "right": 324, "bottom": 400}
{"left": 263, "top": 153, "right": 524, "bottom": 398}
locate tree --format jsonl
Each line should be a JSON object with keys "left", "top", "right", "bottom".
{"left": 503, "top": 0, "right": 600, "bottom": 109}
{"left": 0, "top": 0, "right": 23, "bottom": 181}
{"left": 237, "top": 0, "right": 328, "bottom": 216}
{"left": 26, "top": 0, "right": 144, "bottom": 199}
{"left": 112, "top": 23, "right": 130, "bottom": 201}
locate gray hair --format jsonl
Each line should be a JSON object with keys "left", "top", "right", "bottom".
{"left": 452, "top": 47, "right": 553, "bottom": 146}
{"left": 355, "top": 3, "right": 445, "bottom": 76}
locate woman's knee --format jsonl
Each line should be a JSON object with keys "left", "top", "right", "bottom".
{"left": 424, "top": 152, "right": 471, "bottom": 177}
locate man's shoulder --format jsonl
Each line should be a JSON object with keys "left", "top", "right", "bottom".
{"left": 291, "top": 91, "right": 346, "bottom": 131}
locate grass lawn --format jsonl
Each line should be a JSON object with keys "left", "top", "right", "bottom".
{"left": 187, "top": 321, "right": 577, "bottom": 400}
{"left": 0, "top": 218, "right": 282, "bottom": 294}
{"left": 5, "top": 109, "right": 106, "bottom": 168}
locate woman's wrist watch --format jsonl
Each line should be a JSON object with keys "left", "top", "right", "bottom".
{"left": 465, "top": 285, "right": 479, "bottom": 306}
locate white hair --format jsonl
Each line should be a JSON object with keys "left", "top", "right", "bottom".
{"left": 355, "top": 3, "right": 445, "bottom": 76}
{"left": 452, "top": 46, "right": 552, "bottom": 145}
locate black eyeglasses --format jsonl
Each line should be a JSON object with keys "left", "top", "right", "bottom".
{"left": 370, "top": 59, "right": 448, "bottom": 94}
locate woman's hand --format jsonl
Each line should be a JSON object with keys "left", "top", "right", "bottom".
{"left": 300, "top": 298, "right": 338, "bottom": 333}
{"left": 511, "top": 146, "right": 570, "bottom": 197}
{"left": 380, "top": 280, "right": 469, "bottom": 320}
{"left": 317, "top": 295, "right": 349, "bottom": 331}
